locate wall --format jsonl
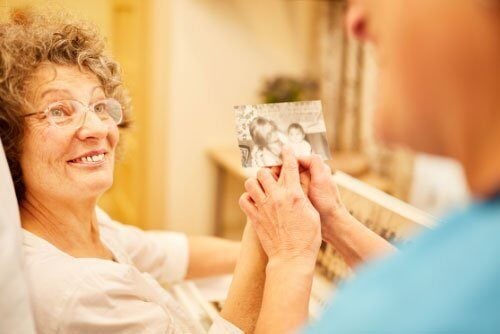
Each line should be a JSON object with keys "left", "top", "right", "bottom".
{"left": 162, "top": 0, "right": 321, "bottom": 234}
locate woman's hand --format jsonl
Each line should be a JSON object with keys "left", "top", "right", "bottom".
{"left": 239, "top": 147, "right": 321, "bottom": 332}
{"left": 239, "top": 146, "right": 322, "bottom": 263}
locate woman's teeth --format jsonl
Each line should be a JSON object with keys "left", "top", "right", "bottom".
{"left": 73, "top": 154, "right": 105, "bottom": 163}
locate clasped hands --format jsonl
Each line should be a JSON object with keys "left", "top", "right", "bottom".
{"left": 239, "top": 145, "right": 350, "bottom": 269}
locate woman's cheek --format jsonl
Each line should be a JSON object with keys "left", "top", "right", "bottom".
{"left": 20, "top": 129, "right": 54, "bottom": 191}
{"left": 109, "top": 125, "right": 120, "bottom": 149}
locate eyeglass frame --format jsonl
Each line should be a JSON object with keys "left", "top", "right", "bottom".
{"left": 22, "top": 97, "right": 124, "bottom": 129}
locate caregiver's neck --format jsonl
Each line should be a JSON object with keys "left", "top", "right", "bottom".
{"left": 463, "top": 142, "right": 500, "bottom": 200}
{"left": 459, "top": 111, "right": 500, "bottom": 200}
{"left": 20, "top": 190, "right": 112, "bottom": 259}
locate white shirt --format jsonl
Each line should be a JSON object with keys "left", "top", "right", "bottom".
{"left": 22, "top": 208, "right": 242, "bottom": 334}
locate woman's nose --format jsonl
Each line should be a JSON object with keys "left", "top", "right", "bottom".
{"left": 77, "top": 109, "right": 108, "bottom": 140}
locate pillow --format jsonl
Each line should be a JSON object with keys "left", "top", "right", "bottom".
{"left": 0, "top": 139, "right": 35, "bottom": 333}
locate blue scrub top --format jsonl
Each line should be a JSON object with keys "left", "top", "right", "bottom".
{"left": 306, "top": 196, "right": 500, "bottom": 333}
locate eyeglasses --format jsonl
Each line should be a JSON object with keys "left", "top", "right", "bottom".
{"left": 23, "top": 98, "right": 123, "bottom": 129}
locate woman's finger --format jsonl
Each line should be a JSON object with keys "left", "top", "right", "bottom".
{"left": 257, "top": 168, "right": 278, "bottom": 194}
{"left": 300, "top": 170, "right": 311, "bottom": 194}
{"left": 297, "top": 157, "right": 312, "bottom": 175}
{"left": 270, "top": 166, "right": 281, "bottom": 181}
{"left": 239, "top": 193, "right": 261, "bottom": 223}
{"left": 279, "top": 145, "right": 301, "bottom": 188}
{"left": 244, "top": 178, "right": 267, "bottom": 205}
{"left": 297, "top": 156, "right": 313, "bottom": 170}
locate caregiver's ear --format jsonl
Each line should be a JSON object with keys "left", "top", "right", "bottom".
{"left": 345, "top": 0, "right": 369, "bottom": 42}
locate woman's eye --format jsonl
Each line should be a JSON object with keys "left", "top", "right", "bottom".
{"left": 49, "top": 108, "right": 64, "bottom": 117}
{"left": 48, "top": 104, "right": 72, "bottom": 118}
{"left": 94, "top": 103, "right": 107, "bottom": 114}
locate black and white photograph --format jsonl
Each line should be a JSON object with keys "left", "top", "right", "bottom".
{"left": 234, "top": 100, "right": 331, "bottom": 167}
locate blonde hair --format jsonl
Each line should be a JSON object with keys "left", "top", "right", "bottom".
{"left": 0, "top": 8, "right": 131, "bottom": 200}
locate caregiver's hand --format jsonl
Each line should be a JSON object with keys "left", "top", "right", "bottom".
{"left": 297, "top": 154, "right": 351, "bottom": 243}
{"left": 239, "top": 146, "right": 322, "bottom": 263}
{"left": 298, "top": 154, "right": 397, "bottom": 268}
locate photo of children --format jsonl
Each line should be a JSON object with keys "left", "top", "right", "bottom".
{"left": 234, "top": 100, "right": 331, "bottom": 167}
{"left": 287, "top": 123, "right": 312, "bottom": 156}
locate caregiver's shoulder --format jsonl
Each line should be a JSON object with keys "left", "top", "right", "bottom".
{"left": 308, "top": 197, "right": 500, "bottom": 333}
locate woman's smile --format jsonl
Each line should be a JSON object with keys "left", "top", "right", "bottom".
{"left": 67, "top": 149, "right": 108, "bottom": 167}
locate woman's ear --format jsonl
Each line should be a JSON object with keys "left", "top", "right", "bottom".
{"left": 345, "top": 0, "right": 369, "bottom": 42}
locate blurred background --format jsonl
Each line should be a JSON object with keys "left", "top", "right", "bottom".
{"left": 1, "top": 0, "right": 470, "bottom": 237}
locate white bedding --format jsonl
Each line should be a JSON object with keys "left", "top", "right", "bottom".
{"left": 0, "top": 139, "right": 36, "bottom": 333}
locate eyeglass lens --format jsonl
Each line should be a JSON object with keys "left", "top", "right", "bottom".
{"left": 47, "top": 99, "right": 122, "bottom": 127}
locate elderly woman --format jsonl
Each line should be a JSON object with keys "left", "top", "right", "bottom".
{"left": 240, "top": 0, "right": 500, "bottom": 332}
{"left": 0, "top": 10, "right": 272, "bottom": 334}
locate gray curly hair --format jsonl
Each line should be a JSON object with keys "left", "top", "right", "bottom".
{"left": 0, "top": 8, "right": 131, "bottom": 201}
